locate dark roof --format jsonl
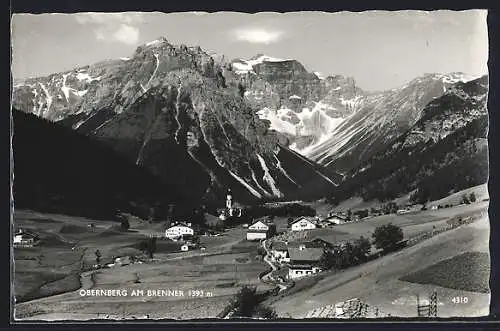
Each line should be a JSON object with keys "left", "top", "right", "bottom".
{"left": 15, "top": 231, "right": 37, "bottom": 239}
{"left": 289, "top": 264, "right": 315, "bottom": 269}
{"left": 307, "top": 237, "right": 335, "bottom": 247}
{"left": 271, "top": 241, "right": 288, "bottom": 251}
{"left": 289, "top": 217, "right": 317, "bottom": 226}
{"left": 288, "top": 248, "right": 324, "bottom": 262}
{"left": 324, "top": 214, "right": 347, "bottom": 221}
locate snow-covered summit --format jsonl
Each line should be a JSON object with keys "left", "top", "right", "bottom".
{"left": 231, "top": 54, "right": 293, "bottom": 74}
{"left": 144, "top": 37, "right": 169, "bottom": 47}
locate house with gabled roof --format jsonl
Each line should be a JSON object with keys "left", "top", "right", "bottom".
{"left": 289, "top": 217, "right": 318, "bottom": 231}
{"left": 287, "top": 246, "right": 324, "bottom": 279}
{"left": 13, "top": 229, "right": 38, "bottom": 248}
{"left": 322, "top": 214, "right": 349, "bottom": 225}
{"left": 246, "top": 219, "right": 276, "bottom": 241}
{"left": 165, "top": 221, "right": 195, "bottom": 240}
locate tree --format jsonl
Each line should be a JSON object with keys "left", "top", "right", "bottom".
{"left": 146, "top": 237, "right": 157, "bottom": 258}
{"left": 353, "top": 236, "right": 372, "bottom": 263}
{"left": 257, "top": 246, "right": 267, "bottom": 257}
{"left": 120, "top": 217, "right": 130, "bottom": 231}
{"left": 233, "top": 286, "right": 277, "bottom": 319}
{"left": 461, "top": 194, "right": 471, "bottom": 205}
{"left": 319, "top": 250, "right": 335, "bottom": 270}
{"left": 95, "top": 249, "right": 102, "bottom": 264}
{"left": 255, "top": 305, "right": 278, "bottom": 319}
{"left": 469, "top": 192, "right": 477, "bottom": 203}
{"left": 140, "top": 237, "right": 157, "bottom": 259}
{"left": 238, "top": 83, "right": 246, "bottom": 98}
{"left": 233, "top": 286, "right": 259, "bottom": 317}
{"left": 372, "top": 223, "right": 404, "bottom": 254}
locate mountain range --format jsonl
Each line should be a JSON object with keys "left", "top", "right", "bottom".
{"left": 11, "top": 37, "right": 489, "bottom": 216}
{"left": 11, "top": 38, "right": 338, "bottom": 210}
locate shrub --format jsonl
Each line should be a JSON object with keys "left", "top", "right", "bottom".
{"left": 353, "top": 236, "right": 372, "bottom": 263}
{"left": 232, "top": 285, "right": 277, "bottom": 319}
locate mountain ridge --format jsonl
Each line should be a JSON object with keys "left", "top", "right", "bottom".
{"left": 11, "top": 39, "right": 339, "bottom": 204}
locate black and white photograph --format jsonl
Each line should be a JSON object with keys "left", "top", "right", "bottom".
{"left": 10, "top": 10, "right": 490, "bottom": 320}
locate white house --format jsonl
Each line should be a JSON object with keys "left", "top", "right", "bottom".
{"left": 246, "top": 220, "right": 276, "bottom": 241}
{"left": 287, "top": 246, "right": 324, "bottom": 279}
{"left": 13, "top": 230, "right": 37, "bottom": 248}
{"left": 165, "top": 222, "right": 195, "bottom": 240}
{"left": 288, "top": 264, "right": 323, "bottom": 279}
{"left": 290, "top": 217, "right": 317, "bottom": 231}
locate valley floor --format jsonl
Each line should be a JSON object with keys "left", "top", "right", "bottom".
{"left": 13, "top": 211, "right": 272, "bottom": 321}
{"left": 12, "top": 200, "right": 490, "bottom": 320}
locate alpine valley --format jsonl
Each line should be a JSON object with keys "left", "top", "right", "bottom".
{"left": 12, "top": 37, "right": 489, "bottom": 218}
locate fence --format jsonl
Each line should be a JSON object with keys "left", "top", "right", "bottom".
{"left": 405, "top": 214, "right": 478, "bottom": 248}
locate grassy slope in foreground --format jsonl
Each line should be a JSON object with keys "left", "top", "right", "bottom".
{"left": 269, "top": 205, "right": 490, "bottom": 318}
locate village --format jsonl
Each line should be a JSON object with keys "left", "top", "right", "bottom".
{"left": 12, "top": 185, "right": 489, "bottom": 319}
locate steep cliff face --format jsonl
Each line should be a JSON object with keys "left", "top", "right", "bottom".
{"left": 231, "top": 55, "right": 364, "bottom": 152}
{"left": 327, "top": 76, "right": 489, "bottom": 203}
{"left": 305, "top": 72, "right": 481, "bottom": 173}
{"left": 12, "top": 39, "right": 338, "bottom": 204}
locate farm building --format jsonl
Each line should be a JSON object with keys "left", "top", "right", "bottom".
{"left": 302, "top": 237, "right": 335, "bottom": 250}
{"left": 13, "top": 230, "right": 37, "bottom": 248}
{"left": 287, "top": 246, "right": 324, "bottom": 279}
{"left": 289, "top": 217, "right": 318, "bottom": 231}
{"left": 270, "top": 241, "right": 290, "bottom": 262}
{"left": 322, "top": 214, "right": 348, "bottom": 225}
{"left": 246, "top": 219, "right": 276, "bottom": 241}
{"left": 165, "top": 222, "right": 195, "bottom": 240}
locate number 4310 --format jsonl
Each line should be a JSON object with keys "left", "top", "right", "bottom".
{"left": 451, "top": 296, "right": 469, "bottom": 304}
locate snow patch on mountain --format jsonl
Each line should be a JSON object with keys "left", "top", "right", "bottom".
{"left": 61, "top": 73, "right": 71, "bottom": 102}
{"left": 144, "top": 53, "right": 160, "bottom": 89}
{"left": 228, "top": 170, "right": 263, "bottom": 198}
{"left": 256, "top": 154, "right": 283, "bottom": 197}
{"left": 314, "top": 72, "right": 325, "bottom": 80}
{"left": 273, "top": 154, "right": 300, "bottom": 187}
{"left": 38, "top": 82, "right": 53, "bottom": 114}
{"left": 232, "top": 54, "right": 291, "bottom": 74}
{"left": 146, "top": 38, "right": 168, "bottom": 47}
{"left": 257, "top": 107, "right": 297, "bottom": 135}
{"left": 76, "top": 72, "right": 102, "bottom": 83}
{"left": 251, "top": 169, "right": 272, "bottom": 197}
{"left": 73, "top": 89, "right": 88, "bottom": 97}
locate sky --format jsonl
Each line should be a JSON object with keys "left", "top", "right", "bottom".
{"left": 11, "top": 10, "right": 488, "bottom": 91}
